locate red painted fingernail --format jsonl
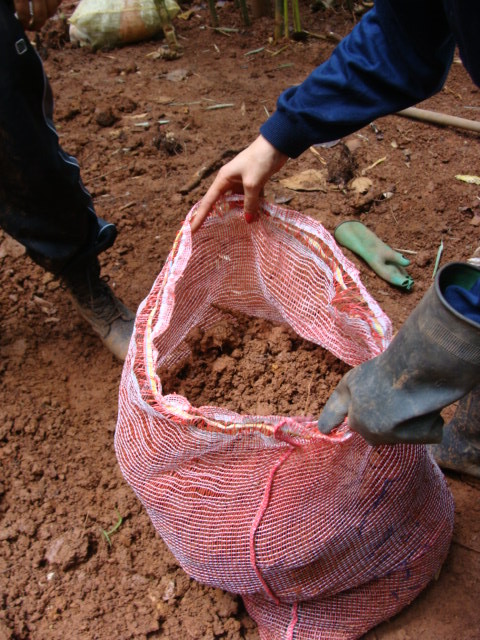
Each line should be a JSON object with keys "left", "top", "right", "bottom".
{"left": 245, "top": 213, "right": 254, "bottom": 223}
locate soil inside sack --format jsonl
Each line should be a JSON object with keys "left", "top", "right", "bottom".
{"left": 158, "top": 311, "right": 350, "bottom": 418}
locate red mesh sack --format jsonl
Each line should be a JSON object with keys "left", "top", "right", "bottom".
{"left": 115, "top": 196, "right": 454, "bottom": 639}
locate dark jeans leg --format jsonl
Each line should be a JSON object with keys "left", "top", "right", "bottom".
{"left": 0, "top": 3, "right": 116, "bottom": 275}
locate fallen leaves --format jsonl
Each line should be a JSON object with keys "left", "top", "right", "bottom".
{"left": 456, "top": 174, "right": 480, "bottom": 186}
{"left": 280, "top": 169, "right": 327, "bottom": 192}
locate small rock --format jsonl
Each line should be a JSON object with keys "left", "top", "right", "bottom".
{"left": 45, "top": 529, "right": 91, "bottom": 571}
{"left": 162, "top": 579, "right": 176, "bottom": 601}
{"left": 95, "top": 108, "right": 118, "bottom": 127}
{"left": 415, "top": 250, "right": 432, "bottom": 268}
{"left": 166, "top": 68, "right": 190, "bottom": 82}
{"left": 0, "top": 237, "right": 26, "bottom": 260}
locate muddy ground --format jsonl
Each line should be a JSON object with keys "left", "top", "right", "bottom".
{"left": 1, "top": 1, "right": 479, "bottom": 639}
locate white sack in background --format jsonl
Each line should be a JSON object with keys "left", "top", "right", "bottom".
{"left": 69, "top": 0, "right": 181, "bottom": 48}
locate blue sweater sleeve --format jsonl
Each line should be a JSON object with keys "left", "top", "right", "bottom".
{"left": 260, "top": 0, "right": 455, "bottom": 158}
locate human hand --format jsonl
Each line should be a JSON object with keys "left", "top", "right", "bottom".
{"left": 14, "top": 0, "right": 62, "bottom": 31}
{"left": 190, "top": 135, "right": 288, "bottom": 233}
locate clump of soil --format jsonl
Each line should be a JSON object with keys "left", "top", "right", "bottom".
{"left": 326, "top": 141, "right": 358, "bottom": 186}
{"left": 159, "top": 311, "right": 350, "bottom": 418}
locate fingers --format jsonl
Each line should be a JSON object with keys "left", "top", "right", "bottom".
{"left": 379, "top": 250, "right": 414, "bottom": 289}
{"left": 243, "top": 183, "right": 263, "bottom": 224}
{"left": 190, "top": 136, "right": 287, "bottom": 233}
{"left": 190, "top": 177, "right": 262, "bottom": 231}
{"left": 190, "top": 175, "right": 232, "bottom": 233}
{"left": 372, "top": 253, "right": 414, "bottom": 290}
{"left": 190, "top": 179, "right": 260, "bottom": 231}
{"left": 393, "top": 252, "right": 410, "bottom": 268}
{"left": 389, "top": 271, "right": 415, "bottom": 290}
{"left": 189, "top": 150, "right": 254, "bottom": 232}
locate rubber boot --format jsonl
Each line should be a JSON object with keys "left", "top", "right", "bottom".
{"left": 429, "top": 385, "right": 480, "bottom": 478}
{"left": 429, "top": 246, "right": 480, "bottom": 477}
{"left": 62, "top": 256, "right": 135, "bottom": 361}
{"left": 318, "top": 262, "right": 480, "bottom": 445}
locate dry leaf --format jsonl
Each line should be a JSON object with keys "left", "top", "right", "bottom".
{"left": 280, "top": 169, "right": 327, "bottom": 192}
{"left": 349, "top": 177, "right": 372, "bottom": 195}
{"left": 456, "top": 175, "right": 480, "bottom": 186}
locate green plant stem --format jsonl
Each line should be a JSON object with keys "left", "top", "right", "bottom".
{"left": 274, "top": 0, "right": 284, "bottom": 41}
{"left": 207, "top": 0, "right": 219, "bottom": 27}
{"left": 291, "top": 0, "right": 301, "bottom": 33}
{"left": 153, "top": 0, "right": 180, "bottom": 51}
{"left": 238, "top": 0, "right": 251, "bottom": 26}
{"left": 101, "top": 509, "right": 123, "bottom": 547}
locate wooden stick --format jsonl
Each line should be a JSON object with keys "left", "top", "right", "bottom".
{"left": 396, "top": 107, "right": 480, "bottom": 133}
{"left": 179, "top": 149, "right": 241, "bottom": 194}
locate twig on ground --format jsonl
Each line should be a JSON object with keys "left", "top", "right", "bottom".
{"left": 393, "top": 248, "right": 418, "bottom": 255}
{"left": 179, "top": 149, "right": 241, "bottom": 194}
{"left": 204, "top": 103, "right": 235, "bottom": 110}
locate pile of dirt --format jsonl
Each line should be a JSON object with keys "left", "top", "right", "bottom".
{"left": 159, "top": 312, "right": 349, "bottom": 417}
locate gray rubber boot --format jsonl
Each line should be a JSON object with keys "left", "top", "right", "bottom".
{"left": 62, "top": 257, "right": 135, "bottom": 361}
{"left": 318, "top": 262, "right": 480, "bottom": 445}
{"left": 429, "top": 385, "right": 480, "bottom": 479}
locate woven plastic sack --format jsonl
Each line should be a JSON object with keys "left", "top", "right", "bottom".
{"left": 69, "top": 0, "right": 180, "bottom": 48}
{"left": 115, "top": 196, "right": 454, "bottom": 639}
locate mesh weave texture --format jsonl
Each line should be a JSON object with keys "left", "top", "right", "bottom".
{"left": 115, "top": 197, "right": 454, "bottom": 639}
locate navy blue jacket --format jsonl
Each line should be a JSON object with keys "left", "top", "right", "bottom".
{"left": 260, "top": 0, "right": 480, "bottom": 158}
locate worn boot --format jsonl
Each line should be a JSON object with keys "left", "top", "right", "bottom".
{"left": 429, "top": 382, "right": 480, "bottom": 479}
{"left": 318, "top": 262, "right": 480, "bottom": 445}
{"left": 429, "top": 247, "right": 480, "bottom": 477}
{"left": 62, "top": 257, "right": 135, "bottom": 361}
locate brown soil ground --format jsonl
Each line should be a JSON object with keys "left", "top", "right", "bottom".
{"left": 1, "top": 2, "right": 480, "bottom": 639}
